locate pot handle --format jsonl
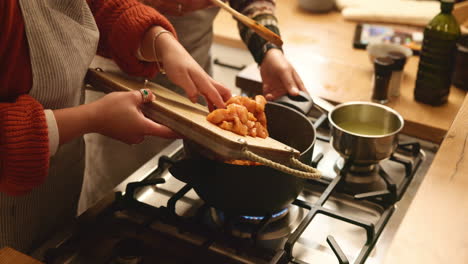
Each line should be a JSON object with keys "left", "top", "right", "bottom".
{"left": 275, "top": 91, "right": 314, "bottom": 115}
{"left": 242, "top": 150, "right": 321, "bottom": 179}
{"left": 275, "top": 92, "right": 335, "bottom": 115}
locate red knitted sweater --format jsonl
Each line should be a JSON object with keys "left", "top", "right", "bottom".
{"left": 0, "top": 0, "right": 176, "bottom": 196}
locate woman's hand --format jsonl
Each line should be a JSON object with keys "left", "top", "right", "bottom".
{"left": 140, "top": 26, "right": 231, "bottom": 110}
{"left": 53, "top": 90, "right": 179, "bottom": 146}
{"left": 259, "top": 49, "right": 307, "bottom": 101}
{"left": 158, "top": 32, "right": 231, "bottom": 110}
{"left": 90, "top": 90, "right": 179, "bottom": 144}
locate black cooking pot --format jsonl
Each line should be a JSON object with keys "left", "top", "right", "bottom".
{"left": 169, "top": 96, "right": 316, "bottom": 216}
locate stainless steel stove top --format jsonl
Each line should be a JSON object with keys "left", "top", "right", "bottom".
{"left": 35, "top": 110, "right": 437, "bottom": 264}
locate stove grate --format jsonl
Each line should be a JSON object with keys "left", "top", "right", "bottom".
{"left": 270, "top": 136, "right": 423, "bottom": 264}
{"left": 76, "top": 114, "right": 424, "bottom": 264}
{"left": 112, "top": 135, "right": 423, "bottom": 264}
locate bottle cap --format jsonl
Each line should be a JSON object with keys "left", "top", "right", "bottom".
{"left": 441, "top": 0, "right": 455, "bottom": 3}
{"left": 387, "top": 51, "right": 407, "bottom": 71}
{"left": 373, "top": 57, "right": 394, "bottom": 75}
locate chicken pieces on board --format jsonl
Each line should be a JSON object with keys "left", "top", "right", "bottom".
{"left": 207, "top": 95, "right": 269, "bottom": 138}
{"left": 206, "top": 95, "right": 269, "bottom": 166}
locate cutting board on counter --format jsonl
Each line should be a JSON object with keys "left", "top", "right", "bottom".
{"left": 0, "top": 248, "right": 43, "bottom": 264}
{"left": 85, "top": 69, "right": 300, "bottom": 164}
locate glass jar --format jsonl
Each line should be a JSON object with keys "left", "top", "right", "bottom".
{"left": 371, "top": 57, "right": 394, "bottom": 104}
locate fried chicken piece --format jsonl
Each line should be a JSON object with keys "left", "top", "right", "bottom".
{"left": 207, "top": 95, "right": 269, "bottom": 139}
{"left": 226, "top": 95, "right": 266, "bottom": 124}
{"left": 207, "top": 104, "right": 247, "bottom": 124}
{"left": 255, "top": 122, "right": 268, "bottom": 138}
{"left": 225, "top": 160, "right": 262, "bottom": 166}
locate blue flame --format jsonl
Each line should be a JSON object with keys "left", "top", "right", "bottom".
{"left": 241, "top": 208, "right": 289, "bottom": 221}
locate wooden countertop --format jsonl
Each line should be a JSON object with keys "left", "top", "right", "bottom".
{"left": 0, "top": 248, "right": 43, "bottom": 264}
{"left": 384, "top": 94, "right": 468, "bottom": 264}
{"left": 214, "top": 1, "right": 466, "bottom": 144}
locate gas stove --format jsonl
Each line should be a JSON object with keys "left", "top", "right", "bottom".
{"left": 34, "top": 110, "right": 437, "bottom": 264}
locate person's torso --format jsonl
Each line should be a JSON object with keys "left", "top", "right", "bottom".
{"left": 167, "top": 7, "right": 220, "bottom": 74}
{"left": 23, "top": 0, "right": 99, "bottom": 109}
{"left": 0, "top": 0, "right": 99, "bottom": 253}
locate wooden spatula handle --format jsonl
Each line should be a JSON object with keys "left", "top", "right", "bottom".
{"left": 210, "top": 0, "right": 283, "bottom": 47}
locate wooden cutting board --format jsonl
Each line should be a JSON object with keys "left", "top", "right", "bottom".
{"left": 85, "top": 69, "right": 300, "bottom": 164}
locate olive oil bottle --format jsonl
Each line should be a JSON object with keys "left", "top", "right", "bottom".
{"left": 414, "top": 0, "right": 461, "bottom": 106}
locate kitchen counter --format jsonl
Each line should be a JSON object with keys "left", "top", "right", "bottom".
{"left": 214, "top": 1, "right": 468, "bottom": 263}
{"left": 0, "top": 247, "right": 43, "bottom": 264}
{"left": 214, "top": 1, "right": 466, "bottom": 144}
{"left": 383, "top": 96, "right": 468, "bottom": 264}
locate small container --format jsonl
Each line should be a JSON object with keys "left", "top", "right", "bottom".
{"left": 371, "top": 57, "right": 394, "bottom": 104}
{"left": 453, "top": 34, "right": 468, "bottom": 91}
{"left": 387, "top": 51, "right": 407, "bottom": 97}
{"left": 366, "top": 43, "right": 412, "bottom": 64}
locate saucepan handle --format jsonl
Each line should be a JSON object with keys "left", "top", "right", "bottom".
{"left": 275, "top": 91, "right": 335, "bottom": 115}
{"left": 241, "top": 150, "right": 321, "bottom": 180}
{"left": 275, "top": 91, "right": 314, "bottom": 115}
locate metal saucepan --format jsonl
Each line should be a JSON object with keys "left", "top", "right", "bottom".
{"left": 277, "top": 92, "right": 405, "bottom": 165}
{"left": 329, "top": 101, "right": 404, "bottom": 165}
{"left": 170, "top": 101, "right": 316, "bottom": 216}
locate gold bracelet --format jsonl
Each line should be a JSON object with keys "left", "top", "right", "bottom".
{"left": 152, "top": 29, "right": 171, "bottom": 75}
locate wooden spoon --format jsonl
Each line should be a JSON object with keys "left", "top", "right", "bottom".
{"left": 210, "top": 0, "right": 283, "bottom": 47}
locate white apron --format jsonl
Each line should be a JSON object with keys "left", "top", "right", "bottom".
{"left": 79, "top": 7, "right": 220, "bottom": 214}
{"left": 0, "top": 0, "right": 98, "bottom": 253}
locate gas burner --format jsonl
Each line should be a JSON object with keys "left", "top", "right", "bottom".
{"left": 240, "top": 208, "right": 289, "bottom": 224}
{"left": 110, "top": 239, "right": 144, "bottom": 264}
{"left": 334, "top": 158, "right": 387, "bottom": 192}
{"left": 334, "top": 158, "right": 378, "bottom": 176}
{"left": 208, "top": 206, "right": 304, "bottom": 241}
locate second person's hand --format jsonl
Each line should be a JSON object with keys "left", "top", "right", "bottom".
{"left": 260, "top": 49, "right": 307, "bottom": 101}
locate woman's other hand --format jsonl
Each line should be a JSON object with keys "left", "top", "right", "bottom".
{"left": 259, "top": 49, "right": 308, "bottom": 101}
{"left": 140, "top": 26, "right": 231, "bottom": 110}
{"left": 53, "top": 90, "right": 179, "bottom": 146}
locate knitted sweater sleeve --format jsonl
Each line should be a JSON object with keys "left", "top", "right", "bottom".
{"left": 229, "top": 0, "right": 280, "bottom": 65}
{"left": 87, "top": 0, "right": 177, "bottom": 78}
{"left": 0, "top": 95, "right": 49, "bottom": 196}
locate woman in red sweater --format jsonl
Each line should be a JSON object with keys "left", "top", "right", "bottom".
{"left": 0, "top": 0, "right": 231, "bottom": 253}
